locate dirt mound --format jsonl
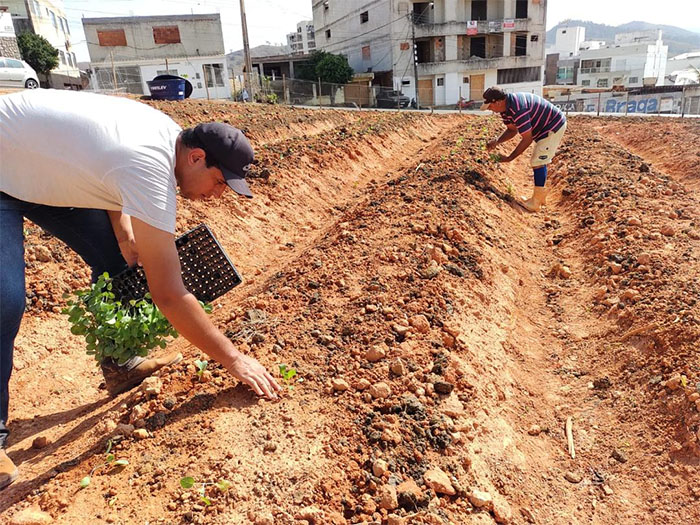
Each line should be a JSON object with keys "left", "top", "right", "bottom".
{"left": 2, "top": 102, "right": 698, "bottom": 525}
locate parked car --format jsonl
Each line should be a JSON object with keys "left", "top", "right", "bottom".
{"left": 0, "top": 57, "right": 39, "bottom": 89}
{"left": 376, "top": 90, "right": 410, "bottom": 109}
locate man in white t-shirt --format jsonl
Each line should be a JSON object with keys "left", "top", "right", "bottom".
{"left": 0, "top": 89, "right": 282, "bottom": 489}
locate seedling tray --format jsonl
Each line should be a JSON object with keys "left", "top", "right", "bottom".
{"left": 110, "top": 224, "right": 242, "bottom": 303}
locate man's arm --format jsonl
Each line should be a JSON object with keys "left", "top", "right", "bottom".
{"left": 107, "top": 211, "right": 138, "bottom": 267}
{"left": 131, "top": 217, "right": 281, "bottom": 399}
{"left": 487, "top": 124, "right": 518, "bottom": 150}
{"left": 499, "top": 129, "right": 534, "bottom": 163}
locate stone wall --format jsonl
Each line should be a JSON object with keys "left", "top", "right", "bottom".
{"left": 0, "top": 36, "right": 21, "bottom": 59}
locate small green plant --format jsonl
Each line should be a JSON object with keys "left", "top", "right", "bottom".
{"left": 194, "top": 359, "right": 208, "bottom": 380}
{"left": 180, "top": 476, "right": 231, "bottom": 506}
{"left": 489, "top": 153, "right": 502, "bottom": 163}
{"left": 64, "top": 273, "right": 211, "bottom": 365}
{"left": 80, "top": 439, "right": 129, "bottom": 488}
{"left": 505, "top": 179, "right": 515, "bottom": 196}
{"left": 279, "top": 364, "right": 297, "bottom": 389}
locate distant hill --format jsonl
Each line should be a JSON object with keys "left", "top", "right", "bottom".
{"left": 226, "top": 44, "right": 292, "bottom": 74}
{"left": 546, "top": 20, "right": 700, "bottom": 57}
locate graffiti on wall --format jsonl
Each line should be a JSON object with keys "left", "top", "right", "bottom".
{"left": 552, "top": 94, "right": 681, "bottom": 114}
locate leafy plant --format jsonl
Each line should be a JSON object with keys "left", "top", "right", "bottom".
{"left": 17, "top": 32, "right": 58, "bottom": 77}
{"left": 80, "top": 439, "right": 129, "bottom": 488}
{"left": 489, "top": 153, "right": 502, "bottom": 163}
{"left": 63, "top": 273, "right": 178, "bottom": 365}
{"left": 279, "top": 364, "right": 298, "bottom": 389}
{"left": 180, "top": 476, "right": 231, "bottom": 506}
{"left": 194, "top": 359, "right": 208, "bottom": 380}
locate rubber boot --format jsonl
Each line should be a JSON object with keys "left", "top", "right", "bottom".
{"left": 101, "top": 351, "right": 182, "bottom": 396}
{"left": 519, "top": 186, "right": 548, "bottom": 212}
{"left": 0, "top": 449, "right": 18, "bottom": 490}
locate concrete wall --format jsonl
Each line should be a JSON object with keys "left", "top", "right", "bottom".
{"left": 83, "top": 14, "right": 224, "bottom": 63}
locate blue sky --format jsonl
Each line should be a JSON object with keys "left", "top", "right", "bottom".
{"left": 64, "top": 0, "right": 699, "bottom": 62}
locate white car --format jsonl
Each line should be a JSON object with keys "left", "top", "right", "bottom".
{"left": 0, "top": 57, "right": 39, "bottom": 89}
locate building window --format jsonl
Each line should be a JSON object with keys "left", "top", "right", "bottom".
{"left": 203, "top": 64, "right": 225, "bottom": 87}
{"left": 471, "top": 0, "right": 487, "bottom": 20}
{"left": 515, "top": 34, "right": 527, "bottom": 56}
{"left": 471, "top": 37, "right": 486, "bottom": 58}
{"left": 63, "top": 18, "right": 70, "bottom": 35}
{"left": 597, "top": 78, "right": 609, "bottom": 88}
{"left": 325, "top": 29, "right": 331, "bottom": 39}
{"left": 49, "top": 10, "right": 57, "bottom": 28}
{"left": 497, "top": 66, "right": 541, "bottom": 84}
{"left": 97, "top": 29, "right": 127, "bottom": 47}
{"left": 515, "top": 0, "right": 528, "bottom": 18}
{"left": 401, "top": 79, "right": 411, "bottom": 86}
{"left": 360, "top": 11, "right": 369, "bottom": 24}
{"left": 581, "top": 79, "right": 590, "bottom": 86}
{"left": 436, "top": 77, "right": 444, "bottom": 86}
{"left": 58, "top": 50, "right": 65, "bottom": 65}
{"left": 530, "top": 34, "right": 538, "bottom": 42}
{"left": 629, "top": 76, "right": 638, "bottom": 84}
{"left": 71, "top": 52, "right": 77, "bottom": 67}
{"left": 463, "top": 76, "right": 469, "bottom": 83}
{"left": 362, "top": 45, "right": 371, "bottom": 60}
{"left": 153, "top": 26, "right": 181, "bottom": 44}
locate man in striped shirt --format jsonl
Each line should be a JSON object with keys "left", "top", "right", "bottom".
{"left": 481, "top": 87, "right": 567, "bottom": 212}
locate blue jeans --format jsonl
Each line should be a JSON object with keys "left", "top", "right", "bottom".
{"left": 0, "top": 192, "right": 127, "bottom": 448}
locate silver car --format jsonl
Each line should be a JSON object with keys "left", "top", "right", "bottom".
{"left": 0, "top": 57, "right": 39, "bottom": 89}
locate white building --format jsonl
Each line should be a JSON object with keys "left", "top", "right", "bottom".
{"left": 578, "top": 30, "right": 667, "bottom": 89}
{"left": 666, "top": 51, "right": 700, "bottom": 85}
{"left": 82, "top": 14, "right": 230, "bottom": 99}
{"left": 287, "top": 20, "right": 316, "bottom": 55}
{"left": 313, "top": 0, "right": 546, "bottom": 107}
{"left": 0, "top": 8, "right": 20, "bottom": 59}
{"left": 547, "top": 25, "right": 585, "bottom": 58}
{"left": 5, "top": 0, "right": 81, "bottom": 88}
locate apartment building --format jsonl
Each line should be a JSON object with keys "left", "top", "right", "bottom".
{"left": 82, "top": 14, "right": 230, "bottom": 99}
{"left": 5, "top": 0, "right": 80, "bottom": 87}
{"left": 577, "top": 30, "right": 667, "bottom": 89}
{"left": 0, "top": 7, "right": 20, "bottom": 59}
{"left": 287, "top": 20, "right": 316, "bottom": 55}
{"left": 313, "top": 0, "right": 546, "bottom": 107}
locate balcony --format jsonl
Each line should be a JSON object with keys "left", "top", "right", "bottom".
{"left": 416, "top": 55, "right": 535, "bottom": 75}
{"left": 579, "top": 67, "right": 611, "bottom": 74}
{"left": 414, "top": 18, "right": 529, "bottom": 39}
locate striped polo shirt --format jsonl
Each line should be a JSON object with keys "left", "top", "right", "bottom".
{"left": 501, "top": 93, "right": 566, "bottom": 142}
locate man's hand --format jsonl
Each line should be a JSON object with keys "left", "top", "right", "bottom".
{"left": 498, "top": 155, "right": 513, "bottom": 163}
{"left": 225, "top": 353, "right": 282, "bottom": 400}
{"left": 118, "top": 237, "right": 139, "bottom": 267}
{"left": 486, "top": 140, "right": 498, "bottom": 151}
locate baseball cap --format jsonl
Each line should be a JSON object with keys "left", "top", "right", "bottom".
{"left": 193, "top": 122, "right": 255, "bottom": 198}
{"left": 480, "top": 87, "right": 507, "bottom": 111}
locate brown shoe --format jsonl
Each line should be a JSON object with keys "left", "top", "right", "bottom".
{"left": 0, "top": 449, "right": 18, "bottom": 490}
{"left": 102, "top": 351, "right": 182, "bottom": 396}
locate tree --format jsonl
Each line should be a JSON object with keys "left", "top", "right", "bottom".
{"left": 17, "top": 32, "right": 59, "bottom": 78}
{"left": 297, "top": 51, "right": 354, "bottom": 103}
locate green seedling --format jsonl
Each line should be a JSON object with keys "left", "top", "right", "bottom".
{"left": 489, "top": 153, "right": 502, "bottom": 163}
{"left": 63, "top": 273, "right": 211, "bottom": 365}
{"left": 180, "top": 476, "right": 231, "bottom": 506}
{"left": 194, "top": 359, "right": 208, "bottom": 380}
{"left": 279, "top": 364, "right": 298, "bottom": 390}
{"left": 80, "top": 439, "right": 129, "bottom": 488}
{"left": 505, "top": 179, "right": 515, "bottom": 196}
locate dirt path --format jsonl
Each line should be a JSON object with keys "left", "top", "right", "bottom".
{"left": 2, "top": 104, "right": 698, "bottom": 525}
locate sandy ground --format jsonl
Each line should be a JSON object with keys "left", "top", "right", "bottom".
{"left": 1, "top": 98, "right": 698, "bottom": 525}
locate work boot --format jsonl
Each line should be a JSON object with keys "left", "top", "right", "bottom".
{"left": 102, "top": 351, "right": 182, "bottom": 396}
{"left": 519, "top": 186, "right": 548, "bottom": 212}
{"left": 0, "top": 449, "right": 18, "bottom": 490}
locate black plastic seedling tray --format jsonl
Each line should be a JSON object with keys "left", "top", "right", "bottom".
{"left": 110, "top": 224, "right": 242, "bottom": 303}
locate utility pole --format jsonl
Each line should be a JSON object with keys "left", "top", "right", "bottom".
{"left": 411, "top": 13, "right": 420, "bottom": 110}
{"left": 239, "top": 0, "right": 255, "bottom": 100}
{"left": 110, "top": 49, "right": 117, "bottom": 91}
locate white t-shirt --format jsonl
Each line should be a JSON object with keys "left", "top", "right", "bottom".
{"left": 0, "top": 89, "right": 182, "bottom": 233}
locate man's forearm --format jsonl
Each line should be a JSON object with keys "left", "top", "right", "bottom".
{"left": 155, "top": 291, "right": 242, "bottom": 365}
{"left": 508, "top": 136, "right": 534, "bottom": 160}
{"left": 107, "top": 210, "right": 134, "bottom": 242}
{"left": 496, "top": 128, "right": 518, "bottom": 144}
